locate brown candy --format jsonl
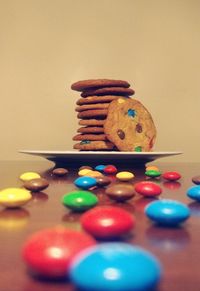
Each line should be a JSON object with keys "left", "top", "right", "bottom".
{"left": 52, "top": 168, "right": 69, "bottom": 176}
{"left": 192, "top": 175, "right": 200, "bottom": 185}
{"left": 105, "top": 183, "right": 135, "bottom": 202}
{"left": 24, "top": 178, "right": 49, "bottom": 192}
{"left": 95, "top": 176, "right": 112, "bottom": 187}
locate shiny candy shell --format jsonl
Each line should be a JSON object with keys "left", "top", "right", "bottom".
{"left": 0, "top": 188, "right": 32, "bottom": 208}
{"left": 74, "top": 176, "right": 97, "bottom": 189}
{"left": 116, "top": 171, "right": 134, "bottom": 181}
{"left": 52, "top": 168, "right": 69, "bottom": 176}
{"left": 78, "top": 169, "right": 93, "bottom": 176}
{"left": 94, "top": 165, "right": 106, "bottom": 172}
{"left": 191, "top": 175, "right": 200, "bottom": 185}
{"left": 105, "top": 183, "right": 135, "bottom": 202}
{"left": 80, "top": 206, "right": 135, "bottom": 239}
{"left": 145, "top": 170, "right": 161, "bottom": 178}
{"left": 24, "top": 178, "right": 49, "bottom": 192}
{"left": 22, "top": 227, "right": 96, "bottom": 278}
{"left": 69, "top": 243, "right": 162, "bottom": 291}
{"left": 62, "top": 190, "right": 98, "bottom": 211}
{"left": 146, "top": 165, "right": 159, "bottom": 171}
{"left": 103, "top": 165, "right": 118, "bottom": 175}
{"left": 187, "top": 185, "right": 200, "bottom": 201}
{"left": 20, "top": 172, "right": 41, "bottom": 181}
{"left": 134, "top": 181, "right": 162, "bottom": 197}
{"left": 162, "top": 171, "right": 181, "bottom": 181}
{"left": 145, "top": 199, "right": 190, "bottom": 226}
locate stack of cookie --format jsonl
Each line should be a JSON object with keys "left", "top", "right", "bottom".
{"left": 71, "top": 79, "right": 156, "bottom": 152}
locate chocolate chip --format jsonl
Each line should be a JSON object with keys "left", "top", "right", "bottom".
{"left": 117, "top": 129, "right": 125, "bottom": 140}
{"left": 136, "top": 123, "right": 143, "bottom": 133}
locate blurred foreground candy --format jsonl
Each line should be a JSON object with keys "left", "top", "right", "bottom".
{"left": 69, "top": 243, "right": 162, "bottom": 291}
{"left": 0, "top": 188, "right": 32, "bottom": 208}
{"left": 22, "top": 227, "right": 96, "bottom": 278}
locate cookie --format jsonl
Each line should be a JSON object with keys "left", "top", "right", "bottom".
{"left": 71, "top": 79, "right": 130, "bottom": 92}
{"left": 76, "top": 95, "right": 126, "bottom": 105}
{"left": 75, "top": 103, "right": 110, "bottom": 112}
{"left": 77, "top": 126, "right": 104, "bottom": 134}
{"left": 81, "top": 87, "right": 135, "bottom": 97}
{"left": 73, "top": 141, "right": 115, "bottom": 150}
{"left": 79, "top": 119, "right": 106, "bottom": 126}
{"left": 73, "top": 134, "right": 107, "bottom": 141}
{"left": 77, "top": 109, "right": 108, "bottom": 119}
{"left": 104, "top": 97, "right": 156, "bottom": 152}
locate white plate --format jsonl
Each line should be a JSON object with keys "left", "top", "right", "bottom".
{"left": 19, "top": 150, "right": 182, "bottom": 164}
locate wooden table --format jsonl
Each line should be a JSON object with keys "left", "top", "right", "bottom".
{"left": 0, "top": 160, "right": 200, "bottom": 291}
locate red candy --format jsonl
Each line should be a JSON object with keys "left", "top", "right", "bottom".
{"left": 103, "top": 165, "right": 118, "bottom": 175}
{"left": 22, "top": 227, "right": 96, "bottom": 278}
{"left": 162, "top": 171, "right": 181, "bottom": 181}
{"left": 80, "top": 206, "right": 135, "bottom": 239}
{"left": 134, "top": 181, "right": 162, "bottom": 197}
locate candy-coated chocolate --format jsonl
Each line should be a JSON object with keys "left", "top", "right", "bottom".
{"left": 0, "top": 187, "right": 32, "bottom": 208}
{"left": 78, "top": 169, "right": 93, "bottom": 176}
{"left": 116, "top": 171, "right": 134, "bottom": 181}
{"left": 146, "top": 166, "right": 159, "bottom": 171}
{"left": 62, "top": 190, "right": 98, "bottom": 211}
{"left": 22, "top": 227, "right": 96, "bottom": 278}
{"left": 70, "top": 243, "right": 162, "bottom": 291}
{"left": 94, "top": 165, "right": 106, "bottom": 172}
{"left": 162, "top": 171, "right": 181, "bottom": 181}
{"left": 192, "top": 175, "right": 200, "bottom": 185}
{"left": 145, "top": 170, "right": 161, "bottom": 178}
{"left": 134, "top": 181, "right": 162, "bottom": 197}
{"left": 24, "top": 178, "right": 49, "bottom": 192}
{"left": 95, "top": 176, "right": 111, "bottom": 187}
{"left": 105, "top": 183, "right": 135, "bottom": 202}
{"left": 80, "top": 206, "right": 135, "bottom": 239}
{"left": 79, "top": 166, "right": 93, "bottom": 171}
{"left": 187, "top": 185, "right": 200, "bottom": 201}
{"left": 85, "top": 171, "right": 104, "bottom": 178}
{"left": 74, "top": 176, "right": 97, "bottom": 189}
{"left": 20, "top": 172, "right": 41, "bottom": 181}
{"left": 103, "top": 165, "right": 118, "bottom": 175}
{"left": 52, "top": 168, "right": 69, "bottom": 176}
{"left": 145, "top": 199, "right": 190, "bottom": 226}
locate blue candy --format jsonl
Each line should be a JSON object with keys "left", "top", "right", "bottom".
{"left": 145, "top": 199, "right": 190, "bottom": 226}
{"left": 95, "top": 165, "right": 106, "bottom": 172}
{"left": 69, "top": 242, "right": 162, "bottom": 291}
{"left": 74, "top": 176, "right": 97, "bottom": 189}
{"left": 187, "top": 185, "right": 200, "bottom": 202}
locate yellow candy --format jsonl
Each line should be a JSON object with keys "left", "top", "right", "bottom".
{"left": 116, "top": 171, "right": 134, "bottom": 181}
{"left": 146, "top": 166, "right": 159, "bottom": 171}
{"left": 85, "top": 171, "right": 104, "bottom": 178}
{"left": 20, "top": 172, "right": 41, "bottom": 181}
{"left": 0, "top": 188, "right": 32, "bottom": 208}
{"left": 78, "top": 169, "right": 93, "bottom": 176}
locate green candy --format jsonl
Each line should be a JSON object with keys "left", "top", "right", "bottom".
{"left": 145, "top": 170, "right": 161, "bottom": 178}
{"left": 62, "top": 190, "right": 98, "bottom": 211}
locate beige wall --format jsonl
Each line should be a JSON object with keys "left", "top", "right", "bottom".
{"left": 0, "top": 0, "right": 200, "bottom": 162}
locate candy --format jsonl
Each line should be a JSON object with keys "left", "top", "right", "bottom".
{"left": 187, "top": 185, "right": 200, "bottom": 201}
{"left": 74, "top": 176, "right": 97, "bottom": 189}
{"left": 116, "top": 171, "right": 134, "bottom": 181}
{"left": 69, "top": 243, "right": 162, "bottom": 291}
{"left": 95, "top": 176, "right": 111, "bottom": 187}
{"left": 22, "top": 227, "right": 96, "bottom": 278}
{"left": 94, "top": 165, "right": 106, "bottom": 172}
{"left": 78, "top": 169, "right": 93, "bottom": 176}
{"left": 105, "top": 183, "right": 135, "bottom": 202}
{"left": 145, "top": 170, "right": 161, "bottom": 178}
{"left": 85, "top": 171, "right": 103, "bottom": 178}
{"left": 134, "top": 181, "right": 162, "bottom": 197}
{"left": 192, "top": 175, "right": 200, "bottom": 185}
{"left": 52, "top": 168, "right": 69, "bottom": 176}
{"left": 162, "top": 171, "right": 181, "bottom": 181}
{"left": 20, "top": 172, "right": 41, "bottom": 181}
{"left": 103, "top": 165, "right": 118, "bottom": 175}
{"left": 79, "top": 166, "right": 93, "bottom": 171}
{"left": 145, "top": 199, "right": 190, "bottom": 226}
{"left": 24, "top": 178, "right": 49, "bottom": 192}
{"left": 146, "top": 165, "right": 159, "bottom": 171}
{"left": 80, "top": 206, "right": 135, "bottom": 239}
{"left": 62, "top": 190, "right": 98, "bottom": 211}
{"left": 0, "top": 188, "right": 32, "bottom": 208}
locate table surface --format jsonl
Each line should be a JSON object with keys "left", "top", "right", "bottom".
{"left": 0, "top": 160, "right": 200, "bottom": 291}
